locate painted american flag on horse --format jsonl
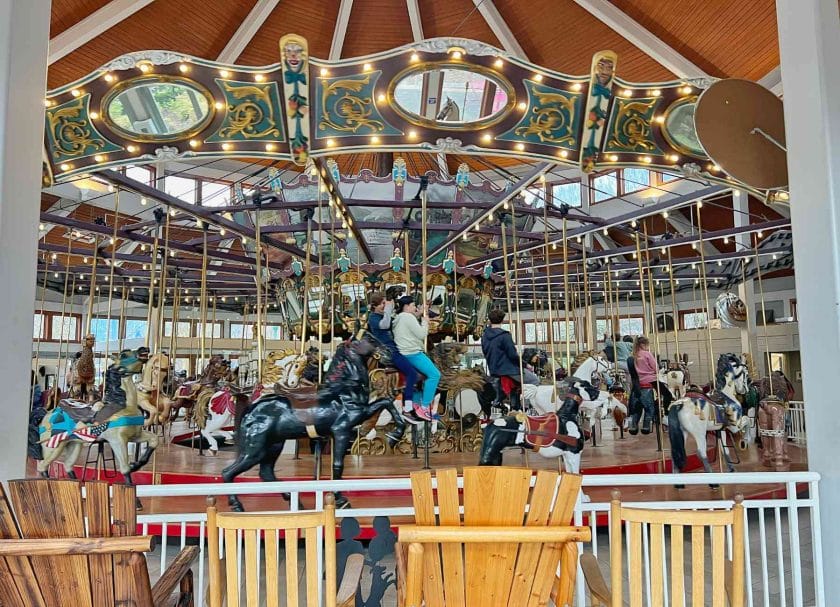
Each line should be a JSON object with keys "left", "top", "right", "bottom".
{"left": 46, "top": 422, "right": 109, "bottom": 448}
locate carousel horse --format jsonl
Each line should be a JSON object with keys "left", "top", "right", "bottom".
{"left": 192, "top": 379, "right": 252, "bottom": 453}
{"left": 70, "top": 334, "right": 96, "bottom": 401}
{"left": 37, "top": 348, "right": 159, "bottom": 506}
{"left": 478, "top": 379, "right": 601, "bottom": 473}
{"left": 436, "top": 97, "right": 460, "bottom": 121}
{"left": 667, "top": 353, "right": 751, "bottom": 479}
{"left": 520, "top": 351, "right": 613, "bottom": 417}
{"left": 658, "top": 356, "right": 693, "bottom": 400}
{"left": 136, "top": 352, "right": 176, "bottom": 426}
{"left": 222, "top": 332, "right": 407, "bottom": 511}
{"left": 172, "top": 354, "right": 231, "bottom": 420}
{"left": 751, "top": 370, "right": 795, "bottom": 403}
{"left": 522, "top": 347, "right": 550, "bottom": 379}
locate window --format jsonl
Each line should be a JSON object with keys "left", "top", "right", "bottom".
{"left": 265, "top": 325, "right": 284, "bottom": 340}
{"left": 51, "top": 315, "right": 79, "bottom": 342}
{"left": 623, "top": 168, "right": 650, "bottom": 193}
{"left": 164, "top": 320, "right": 192, "bottom": 337}
{"left": 756, "top": 300, "right": 784, "bottom": 322}
{"left": 90, "top": 318, "right": 120, "bottom": 342}
{"left": 393, "top": 72, "right": 423, "bottom": 115}
{"left": 124, "top": 319, "right": 148, "bottom": 340}
{"left": 525, "top": 321, "right": 548, "bottom": 343}
{"left": 660, "top": 171, "right": 680, "bottom": 183}
{"left": 201, "top": 181, "right": 231, "bottom": 207}
{"left": 552, "top": 181, "right": 581, "bottom": 208}
{"left": 619, "top": 317, "right": 644, "bottom": 336}
{"left": 174, "top": 357, "right": 191, "bottom": 375}
{"left": 682, "top": 311, "right": 708, "bottom": 330}
{"left": 498, "top": 322, "right": 517, "bottom": 340}
{"left": 552, "top": 320, "right": 576, "bottom": 342}
{"left": 93, "top": 357, "right": 108, "bottom": 382}
{"left": 196, "top": 322, "right": 222, "bottom": 338}
{"left": 125, "top": 165, "right": 153, "bottom": 186}
{"left": 592, "top": 172, "right": 618, "bottom": 202}
{"left": 33, "top": 313, "right": 45, "bottom": 339}
{"left": 164, "top": 175, "right": 196, "bottom": 203}
{"left": 522, "top": 186, "right": 545, "bottom": 208}
{"left": 230, "top": 323, "right": 254, "bottom": 340}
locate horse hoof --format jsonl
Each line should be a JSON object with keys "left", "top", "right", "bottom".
{"left": 334, "top": 493, "right": 350, "bottom": 509}
{"left": 228, "top": 498, "right": 245, "bottom": 512}
{"left": 135, "top": 499, "right": 143, "bottom": 511}
{"left": 281, "top": 493, "right": 291, "bottom": 501}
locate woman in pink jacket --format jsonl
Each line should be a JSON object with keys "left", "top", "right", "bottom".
{"left": 632, "top": 336, "right": 659, "bottom": 434}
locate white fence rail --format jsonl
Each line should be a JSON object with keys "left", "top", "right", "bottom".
{"left": 788, "top": 401, "right": 807, "bottom": 444}
{"left": 136, "top": 471, "right": 823, "bottom": 607}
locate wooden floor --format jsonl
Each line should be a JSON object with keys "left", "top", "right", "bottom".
{"left": 40, "top": 423, "right": 804, "bottom": 518}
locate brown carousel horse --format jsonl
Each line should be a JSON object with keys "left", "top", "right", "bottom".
{"left": 171, "top": 354, "right": 231, "bottom": 421}
{"left": 69, "top": 334, "right": 96, "bottom": 402}
{"left": 136, "top": 352, "right": 176, "bottom": 426}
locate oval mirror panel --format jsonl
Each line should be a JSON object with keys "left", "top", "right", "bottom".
{"left": 662, "top": 98, "right": 705, "bottom": 158}
{"left": 104, "top": 77, "right": 213, "bottom": 141}
{"left": 391, "top": 64, "right": 513, "bottom": 129}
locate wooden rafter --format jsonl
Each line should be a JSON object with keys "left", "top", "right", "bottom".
{"left": 329, "top": 0, "right": 355, "bottom": 60}
{"left": 216, "top": 0, "right": 281, "bottom": 63}
{"left": 471, "top": 0, "right": 528, "bottom": 60}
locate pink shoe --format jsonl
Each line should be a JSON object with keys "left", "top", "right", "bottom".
{"left": 412, "top": 402, "right": 432, "bottom": 421}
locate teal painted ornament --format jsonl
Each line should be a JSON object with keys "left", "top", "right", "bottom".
{"left": 443, "top": 250, "right": 456, "bottom": 275}
{"left": 291, "top": 258, "right": 303, "bottom": 276}
{"left": 268, "top": 168, "right": 283, "bottom": 195}
{"left": 392, "top": 157, "right": 407, "bottom": 186}
{"left": 326, "top": 158, "right": 341, "bottom": 184}
{"left": 336, "top": 248, "right": 352, "bottom": 273}
{"left": 483, "top": 261, "right": 493, "bottom": 280}
{"left": 455, "top": 163, "right": 470, "bottom": 189}
{"left": 234, "top": 183, "right": 245, "bottom": 204}
{"left": 390, "top": 247, "right": 404, "bottom": 273}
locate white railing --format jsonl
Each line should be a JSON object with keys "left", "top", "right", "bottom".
{"left": 788, "top": 401, "right": 807, "bottom": 444}
{"left": 136, "top": 471, "right": 823, "bottom": 607}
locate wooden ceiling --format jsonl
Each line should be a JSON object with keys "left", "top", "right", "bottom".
{"left": 47, "top": 0, "right": 781, "bottom": 89}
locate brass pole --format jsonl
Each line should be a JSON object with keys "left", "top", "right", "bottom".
{"left": 421, "top": 189, "right": 428, "bottom": 349}
{"left": 168, "top": 279, "right": 180, "bottom": 380}
{"left": 85, "top": 238, "right": 99, "bottom": 335}
{"left": 145, "top": 225, "right": 159, "bottom": 349}
{"left": 103, "top": 189, "right": 120, "bottom": 366}
{"left": 56, "top": 238, "right": 73, "bottom": 390}
{"left": 255, "top": 207, "right": 264, "bottom": 379}
{"left": 317, "top": 177, "right": 324, "bottom": 383}
{"left": 510, "top": 204, "right": 523, "bottom": 382}
{"left": 403, "top": 231, "right": 411, "bottom": 292}
{"left": 500, "top": 222, "right": 517, "bottom": 366}
{"left": 299, "top": 216, "right": 312, "bottom": 356}
{"left": 562, "top": 218, "right": 571, "bottom": 369}
{"left": 542, "top": 202, "right": 559, "bottom": 403}
{"left": 754, "top": 239, "right": 774, "bottom": 392}
{"left": 155, "top": 213, "right": 171, "bottom": 355}
{"left": 118, "top": 283, "right": 127, "bottom": 351}
{"left": 199, "top": 228, "right": 208, "bottom": 370}
{"left": 582, "top": 241, "right": 592, "bottom": 349}
{"left": 643, "top": 223, "right": 667, "bottom": 469}
{"left": 210, "top": 292, "right": 217, "bottom": 354}
{"left": 31, "top": 259, "right": 50, "bottom": 406}
{"left": 666, "top": 245, "right": 682, "bottom": 362}
{"left": 59, "top": 274, "right": 77, "bottom": 390}
{"left": 695, "top": 206, "right": 716, "bottom": 385}
{"left": 634, "top": 232, "right": 649, "bottom": 335}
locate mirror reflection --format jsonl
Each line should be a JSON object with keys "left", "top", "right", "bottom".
{"left": 106, "top": 78, "right": 211, "bottom": 139}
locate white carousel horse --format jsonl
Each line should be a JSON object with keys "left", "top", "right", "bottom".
{"left": 521, "top": 352, "right": 614, "bottom": 418}
{"left": 194, "top": 385, "right": 246, "bottom": 453}
{"left": 658, "top": 359, "right": 694, "bottom": 399}
{"left": 436, "top": 97, "right": 460, "bottom": 121}
{"left": 667, "top": 353, "right": 751, "bottom": 478}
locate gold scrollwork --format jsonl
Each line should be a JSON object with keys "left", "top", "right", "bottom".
{"left": 218, "top": 81, "right": 282, "bottom": 139}
{"left": 607, "top": 98, "right": 659, "bottom": 152}
{"left": 514, "top": 91, "right": 579, "bottom": 145}
{"left": 319, "top": 75, "right": 384, "bottom": 133}
{"left": 48, "top": 98, "right": 107, "bottom": 159}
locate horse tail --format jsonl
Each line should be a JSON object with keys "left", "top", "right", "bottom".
{"left": 194, "top": 390, "right": 212, "bottom": 429}
{"left": 478, "top": 417, "right": 517, "bottom": 465}
{"left": 668, "top": 402, "right": 687, "bottom": 472}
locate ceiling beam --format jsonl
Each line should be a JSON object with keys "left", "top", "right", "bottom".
{"left": 314, "top": 159, "right": 374, "bottom": 262}
{"left": 571, "top": 0, "right": 710, "bottom": 79}
{"left": 100, "top": 169, "right": 316, "bottom": 262}
{"left": 427, "top": 162, "right": 553, "bottom": 259}
{"left": 664, "top": 212, "right": 721, "bottom": 257}
{"left": 406, "top": 0, "right": 424, "bottom": 41}
{"left": 471, "top": 0, "right": 528, "bottom": 60}
{"left": 216, "top": 0, "right": 281, "bottom": 63}
{"left": 759, "top": 65, "right": 783, "bottom": 96}
{"left": 329, "top": 0, "right": 355, "bottom": 60}
{"left": 49, "top": 0, "right": 156, "bottom": 65}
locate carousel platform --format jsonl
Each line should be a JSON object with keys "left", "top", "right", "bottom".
{"left": 34, "top": 424, "right": 809, "bottom": 537}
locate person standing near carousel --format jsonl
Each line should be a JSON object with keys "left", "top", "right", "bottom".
{"left": 392, "top": 295, "right": 441, "bottom": 421}
{"left": 367, "top": 291, "right": 420, "bottom": 419}
{"left": 630, "top": 335, "right": 659, "bottom": 434}
{"left": 481, "top": 309, "right": 535, "bottom": 411}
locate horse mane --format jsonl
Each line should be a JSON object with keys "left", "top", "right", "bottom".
{"left": 103, "top": 364, "right": 126, "bottom": 406}
{"left": 570, "top": 350, "right": 598, "bottom": 375}
{"left": 715, "top": 353, "right": 741, "bottom": 391}
{"left": 319, "top": 342, "right": 363, "bottom": 401}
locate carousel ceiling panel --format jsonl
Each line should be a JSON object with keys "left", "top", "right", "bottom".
{"left": 236, "top": 1, "right": 339, "bottom": 66}
{"left": 493, "top": 0, "right": 674, "bottom": 81}
{"left": 50, "top": 0, "right": 113, "bottom": 38}
{"left": 419, "top": 0, "right": 502, "bottom": 48}
{"left": 341, "top": 0, "right": 415, "bottom": 59}
{"left": 608, "top": 0, "right": 779, "bottom": 80}
{"left": 48, "top": 0, "right": 260, "bottom": 88}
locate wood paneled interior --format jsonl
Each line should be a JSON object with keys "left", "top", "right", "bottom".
{"left": 418, "top": 0, "right": 502, "bottom": 49}
{"left": 609, "top": 0, "right": 780, "bottom": 80}
{"left": 494, "top": 0, "right": 674, "bottom": 80}
{"left": 341, "top": 0, "right": 414, "bottom": 58}
{"left": 50, "top": 0, "right": 112, "bottom": 38}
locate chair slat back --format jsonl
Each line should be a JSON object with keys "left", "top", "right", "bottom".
{"left": 0, "top": 479, "right": 148, "bottom": 607}
{"left": 207, "top": 495, "right": 338, "bottom": 607}
{"left": 404, "top": 466, "right": 584, "bottom": 607}
{"left": 609, "top": 492, "right": 745, "bottom": 607}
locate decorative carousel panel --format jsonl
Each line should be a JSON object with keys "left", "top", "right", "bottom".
{"left": 205, "top": 79, "right": 285, "bottom": 143}
{"left": 45, "top": 94, "right": 123, "bottom": 165}
{"left": 496, "top": 80, "right": 583, "bottom": 150}
{"left": 315, "top": 71, "right": 403, "bottom": 138}
{"left": 603, "top": 96, "right": 665, "bottom": 156}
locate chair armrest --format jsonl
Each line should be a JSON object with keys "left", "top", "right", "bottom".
{"left": 152, "top": 545, "right": 199, "bottom": 607}
{"left": 0, "top": 536, "right": 155, "bottom": 556}
{"left": 395, "top": 542, "right": 409, "bottom": 607}
{"left": 398, "top": 525, "right": 591, "bottom": 544}
{"left": 580, "top": 552, "right": 611, "bottom": 606}
{"left": 336, "top": 553, "right": 364, "bottom": 607}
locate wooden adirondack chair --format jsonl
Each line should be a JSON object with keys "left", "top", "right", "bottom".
{"left": 0, "top": 478, "right": 197, "bottom": 607}
{"left": 580, "top": 490, "right": 745, "bottom": 607}
{"left": 396, "top": 466, "right": 590, "bottom": 607}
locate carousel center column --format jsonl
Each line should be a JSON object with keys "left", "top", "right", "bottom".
{"left": 0, "top": 0, "right": 50, "bottom": 482}
{"left": 777, "top": 0, "right": 840, "bottom": 598}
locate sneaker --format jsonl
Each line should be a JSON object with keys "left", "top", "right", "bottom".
{"left": 402, "top": 410, "right": 424, "bottom": 425}
{"left": 413, "top": 402, "right": 432, "bottom": 421}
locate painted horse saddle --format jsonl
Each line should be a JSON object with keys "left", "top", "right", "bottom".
{"left": 58, "top": 399, "right": 118, "bottom": 424}
{"left": 209, "top": 389, "right": 235, "bottom": 416}
{"left": 515, "top": 412, "right": 560, "bottom": 448}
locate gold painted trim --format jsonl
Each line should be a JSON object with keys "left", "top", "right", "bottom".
{"left": 100, "top": 75, "right": 216, "bottom": 143}
{"left": 661, "top": 95, "right": 705, "bottom": 159}
{"left": 385, "top": 60, "right": 516, "bottom": 131}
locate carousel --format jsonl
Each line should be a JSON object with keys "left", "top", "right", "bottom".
{"left": 30, "top": 33, "right": 804, "bottom": 508}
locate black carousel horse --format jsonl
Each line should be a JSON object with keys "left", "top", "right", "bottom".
{"left": 478, "top": 379, "right": 600, "bottom": 472}
{"left": 222, "top": 332, "right": 407, "bottom": 511}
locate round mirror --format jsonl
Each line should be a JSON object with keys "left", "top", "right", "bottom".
{"left": 102, "top": 76, "right": 214, "bottom": 142}
{"left": 662, "top": 97, "right": 705, "bottom": 158}
{"left": 389, "top": 62, "right": 514, "bottom": 130}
